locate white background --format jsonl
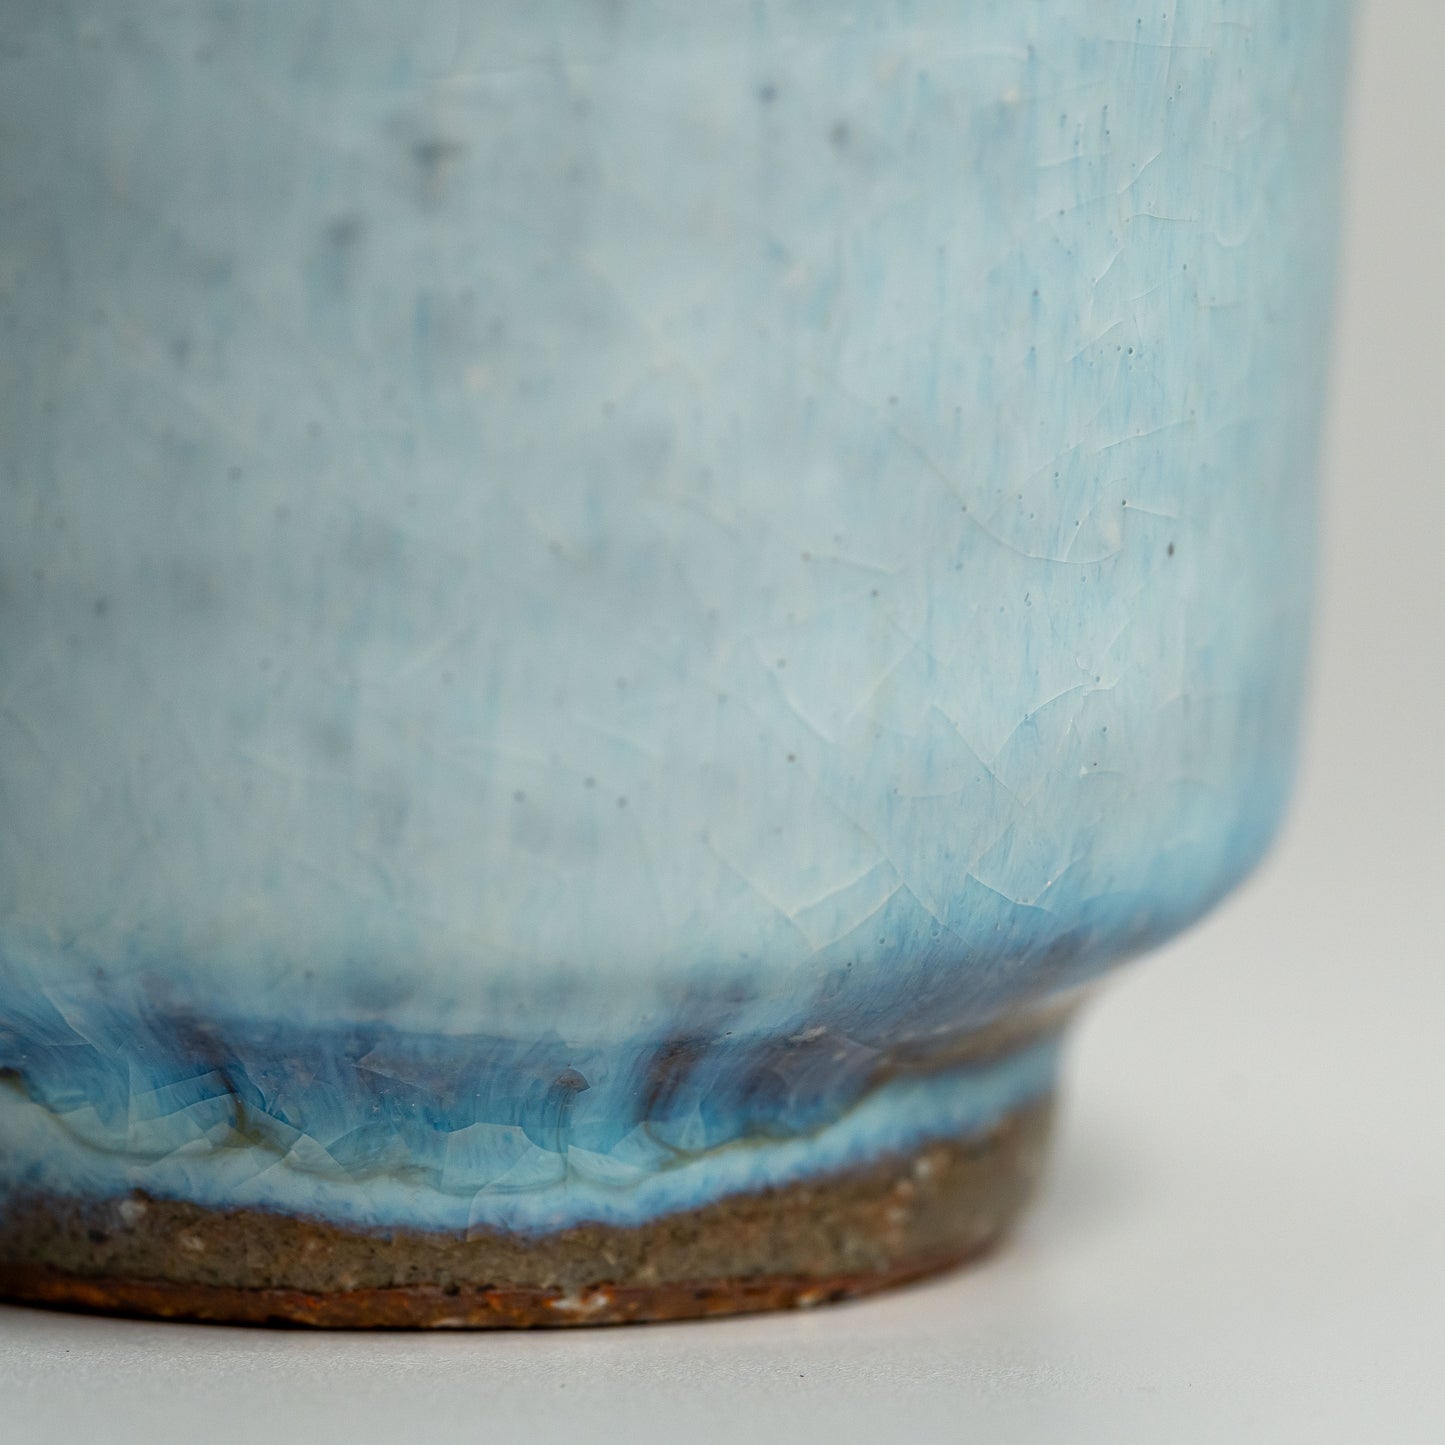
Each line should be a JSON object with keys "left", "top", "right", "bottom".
{"left": 3, "top": 3, "right": 1442, "bottom": 1440}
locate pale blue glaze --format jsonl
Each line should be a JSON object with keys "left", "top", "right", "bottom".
{"left": 0, "top": 1, "right": 1349, "bottom": 1231}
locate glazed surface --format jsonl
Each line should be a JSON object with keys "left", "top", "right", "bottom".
{"left": 0, "top": 1, "right": 1348, "bottom": 1234}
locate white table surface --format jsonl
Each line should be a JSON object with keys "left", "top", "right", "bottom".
{"left": 4, "top": 3, "right": 1442, "bottom": 1440}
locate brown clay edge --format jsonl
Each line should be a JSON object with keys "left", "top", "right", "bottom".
{"left": 0, "top": 1247, "right": 985, "bottom": 1329}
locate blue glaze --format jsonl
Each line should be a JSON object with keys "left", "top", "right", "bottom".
{"left": 0, "top": 1013, "right": 1061, "bottom": 1233}
{"left": 0, "top": 1, "right": 1349, "bottom": 1231}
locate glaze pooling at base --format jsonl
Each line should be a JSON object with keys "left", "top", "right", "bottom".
{"left": 0, "top": 993, "right": 1063, "bottom": 1234}
{"left": 0, "top": 0, "right": 1348, "bottom": 1235}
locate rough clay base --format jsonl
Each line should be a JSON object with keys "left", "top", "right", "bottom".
{"left": 0, "top": 1096, "right": 1053, "bottom": 1329}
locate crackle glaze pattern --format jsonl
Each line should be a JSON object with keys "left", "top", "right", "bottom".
{"left": 0, "top": 1, "right": 1348, "bottom": 1233}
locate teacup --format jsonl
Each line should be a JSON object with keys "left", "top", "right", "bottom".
{"left": 0, "top": 0, "right": 1351, "bottom": 1325}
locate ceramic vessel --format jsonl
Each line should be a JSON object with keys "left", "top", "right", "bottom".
{"left": 0, "top": 1, "right": 1350, "bottom": 1326}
